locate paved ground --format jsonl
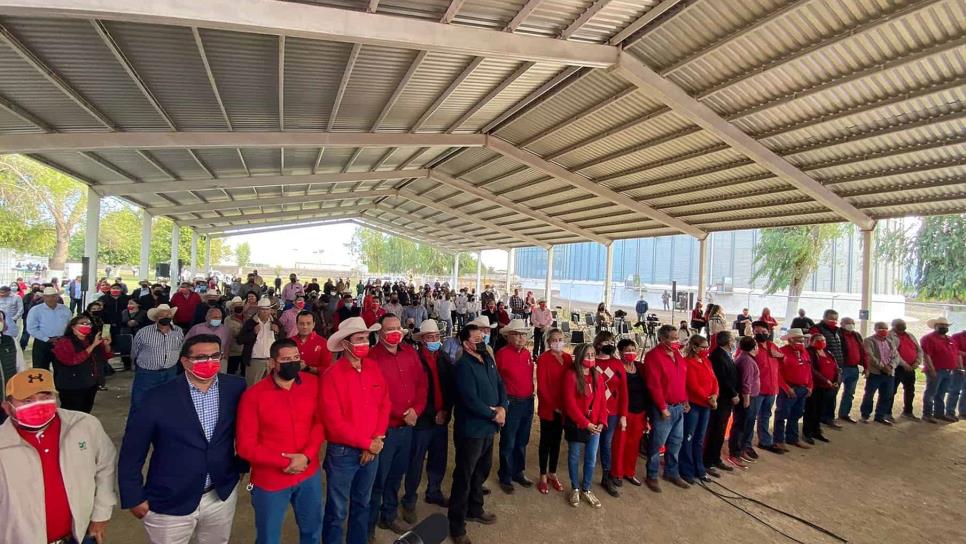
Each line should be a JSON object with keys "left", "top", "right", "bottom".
{"left": 88, "top": 367, "right": 965, "bottom": 544}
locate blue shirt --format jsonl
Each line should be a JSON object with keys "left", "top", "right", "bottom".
{"left": 188, "top": 377, "right": 220, "bottom": 489}
{"left": 25, "top": 302, "right": 72, "bottom": 342}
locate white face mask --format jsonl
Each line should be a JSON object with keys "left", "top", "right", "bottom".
{"left": 549, "top": 341, "right": 564, "bottom": 353}
{"left": 843, "top": 324, "right": 855, "bottom": 332}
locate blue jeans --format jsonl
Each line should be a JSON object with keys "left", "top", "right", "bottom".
{"left": 729, "top": 396, "right": 762, "bottom": 456}
{"left": 756, "top": 394, "right": 777, "bottom": 447}
{"left": 323, "top": 444, "right": 379, "bottom": 544}
{"left": 598, "top": 414, "right": 619, "bottom": 477}
{"left": 680, "top": 405, "right": 710, "bottom": 479}
{"left": 646, "top": 404, "right": 685, "bottom": 479}
{"left": 923, "top": 369, "right": 953, "bottom": 418}
{"left": 945, "top": 370, "right": 966, "bottom": 417}
{"left": 128, "top": 366, "right": 177, "bottom": 419}
{"left": 498, "top": 398, "right": 533, "bottom": 484}
{"left": 860, "top": 373, "right": 895, "bottom": 420}
{"left": 251, "top": 469, "right": 323, "bottom": 544}
{"left": 567, "top": 433, "right": 601, "bottom": 492}
{"left": 774, "top": 386, "right": 808, "bottom": 444}
{"left": 368, "top": 425, "right": 412, "bottom": 531}
{"left": 837, "top": 366, "right": 860, "bottom": 418}
{"left": 403, "top": 424, "right": 448, "bottom": 508}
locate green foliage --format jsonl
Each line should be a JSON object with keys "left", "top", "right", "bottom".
{"left": 235, "top": 242, "right": 251, "bottom": 268}
{"left": 348, "top": 227, "right": 478, "bottom": 276}
{"left": 752, "top": 224, "right": 845, "bottom": 294}
{"left": 914, "top": 214, "right": 966, "bottom": 302}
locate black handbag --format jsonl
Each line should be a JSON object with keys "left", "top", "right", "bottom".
{"left": 563, "top": 380, "right": 597, "bottom": 444}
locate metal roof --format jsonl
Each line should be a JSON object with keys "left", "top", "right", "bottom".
{"left": 0, "top": 0, "right": 962, "bottom": 249}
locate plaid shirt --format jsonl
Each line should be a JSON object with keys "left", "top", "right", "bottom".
{"left": 188, "top": 377, "right": 221, "bottom": 489}
{"left": 132, "top": 324, "right": 184, "bottom": 370}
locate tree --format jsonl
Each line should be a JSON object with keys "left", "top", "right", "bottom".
{"left": 236, "top": 242, "right": 251, "bottom": 268}
{"left": 348, "top": 227, "right": 478, "bottom": 277}
{"left": 914, "top": 215, "right": 966, "bottom": 302}
{"left": 0, "top": 155, "right": 86, "bottom": 272}
{"left": 752, "top": 224, "right": 845, "bottom": 326}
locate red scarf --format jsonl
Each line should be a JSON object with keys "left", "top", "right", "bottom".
{"left": 421, "top": 347, "right": 444, "bottom": 412}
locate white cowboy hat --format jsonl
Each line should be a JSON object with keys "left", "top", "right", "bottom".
{"left": 926, "top": 316, "right": 951, "bottom": 328}
{"left": 205, "top": 290, "right": 221, "bottom": 298}
{"left": 781, "top": 328, "right": 805, "bottom": 341}
{"left": 42, "top": 287, "right": 59, "bottom": 296}
{"left": 256, "top": 298, "right": 275, "bottom": 309}
{"left": 499, "top": 318, "right": 530, "bottom": 336}
{"left": 466, "top": 316, "right": 495, "bottom": 329}
{"left": 327, "top": 316, "right": 381, "bottom": 352}
{"left": 413, "top": 319, "right": 441, "bottom": 340}
{"left": 228, "top": 296, "right": 244, "bottom": 308}
{"left": 147, "top": 304, "right": 178, "bottom": 322}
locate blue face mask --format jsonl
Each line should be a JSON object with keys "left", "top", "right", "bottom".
{"left": 209, "top": 319, "right": 222, "bottom": 327}
{"left": 484, "top": 333, "right": 491, "bottom": 344}
{"left": 426, "top": 341, "right": 442, "bottom": 352}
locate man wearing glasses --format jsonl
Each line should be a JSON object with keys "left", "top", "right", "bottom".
{"left": 118, "top": 335, "right": 247, "bottom": 544}
{"left": 237, "top": 338, "right": 324, "bottom": 544}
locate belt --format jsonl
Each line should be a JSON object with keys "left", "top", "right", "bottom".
{"left": 508, "top": 395, "right": 534, "bottom": 402}
{"left": 136, "top": 365, "right": 175, "bottom": 372}
{"left": 203, "top": 485, "right": 215, "bottom": 494}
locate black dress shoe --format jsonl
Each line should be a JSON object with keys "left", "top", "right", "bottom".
{"left": 813, "top": 435, "right": 830, "bottom": 443}
{"left": 425, "top": 496, "right": 449, "bottom": 507}
{"left": 602, "top": 478, "right": 620, "bottom": 497}
{"left": 512, "top": 475, "right": 534, "bottom": 488}
{"left": 803, "top": 436, "right": 816, "bottom": 445}
{"left": 466, "top": 512, "right": 497, "bottom": 525}
{"left": 624, "top": 476, "right": 643, "bottom": 486}
{"left": 663, "top": 475, "right": 691, "bottom": 489}
{"left": 761, "top": 444, "right": 785, "bottom": 455}
{"left": 705, "top": 467, "right": 721, "bottom": 478}
{"left": 712, "top": 461, "right": 734, "bottom": 472}
{"left": 498, "top": 482, "right": 514, "bottom": 495}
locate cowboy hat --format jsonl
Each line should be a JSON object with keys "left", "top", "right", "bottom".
{"left": 781, "top": 328, "right": 805, "bottom": 341}
{"left": 413, "top": 319, "right": 441, "bottom": 340}
{"left": 499, "top": 318, "right": 530, "bottom": 336}
{"left": 205, "top": 290, "right": 221, "bottom": 298}
{"left": 228, "top": 296, "right": 244, "bottom": 307}
{"left": 256, "top": 298, "right": 275, "bottom": 309}
{"left": 327, "top": 316, "right": 381, "bottom": 352}
{"left": 466, "top": 316, "right": 495, "bottom": 329}
{"left": 926, "top": 316, "right": 951, "bottom": 328}
{"left": 41, "top": 287, "right": 59, "bottom": 296}
{"left": 147, "top": 304, "right": 178, "bottom": 322}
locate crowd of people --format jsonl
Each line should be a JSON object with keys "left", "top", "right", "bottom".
{"left": 0, "top": 270, "right": 964, "bottom": 544}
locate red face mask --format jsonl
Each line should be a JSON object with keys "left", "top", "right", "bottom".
{"left": 13, "top": 399, "right": 57, "bottom": 429}
{"left": 75, "top": 324, "right": 92, "bottom": 336}
{"left": 794, "top": 343, "right": 807, "bottom": 352}
{"left": 295, "top": 301, "right": 305, "bottom": 309}
{"left": 875, "top": 330, "right": 889, "bottom": 338}
{"left": 189, "top": 359, "right": 221, "bottom": 380}
{"left": 825, "top": 320, "right": 838, "bottom": 329}
{"left": 621, "top": 352, "right": 637, "bottom": 363}
{"left": 581, "top": 358, "right": 596, "bottom": 369}
{"left": 127, "top": 305, "right": 137, "bottom": 312}
{"left": 350, "top": 342, "right": 370, "bottom": 358}
{"left": 813, "top": 340, "right": 827, "bottom": 349}
{"left": 110, "top": 289, "right": 121, "bottom": 296}
{"left": 384, "top": 331, "right": 403, "bottom": 345}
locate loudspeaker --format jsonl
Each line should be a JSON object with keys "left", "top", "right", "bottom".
{"left": 156, "top": 263, "right": 170, "bottom": 278}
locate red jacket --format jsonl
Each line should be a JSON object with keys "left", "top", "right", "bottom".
{"left": 644, "top": 345, "right": 688, "bottom": 411}
{"left": 319, "top": 358, "right": 390, "bottom": 450}
{"left": 562, "top": 370, "right": 608, "bottom": 429}
{"left": 684, "top": 354, "right": 719, "bottom": 407}
{"left": 754, "top": 341, "right": 781, "bottom": 395}
{"left": 596, "top": 357, "right": 628, "bottom": 418}
{"left": 170, "top": 290, "right": 201, "bottom": 326}
{"left": 778, "top": 345, "right": 813, "bottom": 391}
{"left": 369, "top": 343, "right": 428, "bottom": 427}
{"left": 810, "top": 349, "right": 840, "bottom": 390}
{"left": 536, "top": 350, "right": 571, "bottom": 421}
{"left": 495, "top": 345, "right": 535, "bottom": 398}
{"left": 842, "top": 331, "right": 868, "bottom": 368}
{"left": 237, "top": 373, "right": 324, "bottom": 491}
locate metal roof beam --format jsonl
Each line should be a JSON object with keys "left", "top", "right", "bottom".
{"left": 153, "top": 189, "right": 395, "bottom": 215}
{"left": 206, "top": 218, "right": 353, "bottom": 237}
{"left": 445, "top": 61, "right": 535, "bottom": 134}
{"left": 0, "top": 0, "right": 618, "bottom": 68}
{"left": 353, "top": 217, "right": 465, "bottom": 253}
{"left": 371, "top": 203, "right": 505, "bottom": 248}
{"left": 411, "top": 57, "right": 484, "bottom": 131}
{"left": 480, "top": 66, "right": 582, "bottom": 133}
{"left": 428, "top": 169, "right": 609, "bottom": 245}
{"left": 560, "top": 0, "right": 614, "bottom": 39}
{"left": 0, "top": 132, "right": 486, "bottom": 154}
{"left": 615, "top": 52, "right": 875, "bottom": 231}
{"left": 0, "top": 92, "right": 50, "bottom": 131}
{"left": 183, "top": 206, "right": 370, "bottom": 228}
{"left": 505, "top": 0, "right": 543, "bottom": 32}
{"left": 98, "top": 169, "right": 428, "bottom": 196}
{"left": 484, "top": 135, "right": 705, "bottom": 239}
{"left": 607, "top": 0, "right": 683, "bottom": 45}
{"left": 441, "top": 0, "right": 465, "bottom": 24}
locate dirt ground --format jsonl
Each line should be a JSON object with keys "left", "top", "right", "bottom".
{"left": 84, "top": 368, "right": 966, "bottom": 544}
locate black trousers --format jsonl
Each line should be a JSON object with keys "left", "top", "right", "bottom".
{"left": 228, "top": 355, "right": 244, "bottom": 376}
{"left": 533, "top": 327, "right": 546, "bottom": 359}
{"left": 894, "top": 366, "right": 916, "bottom": 415}
{"left": 59, "top": 386, "right": 97, "bottom": 413}
{"left": 31, "top": 339, "right": 56, "bottom": 371}
{"left": 538, "top": 414, "right": 563, "bottom": 475}
{"left": 804, "top": 388, "right": 831, "bottom": 438}
{"left": 448, "top": 435, "right": 493, "bottom": 537}
{"left": 704, "top": 401, "right": 733, "bottom": 466}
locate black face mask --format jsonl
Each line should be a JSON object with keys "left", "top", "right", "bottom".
{"left": 233, "top": 306, "right": 244, "bottom": 314}
{"left": 475, "top": 341, "right": 488, "bottom": 354}
{"left": 600, "top": 345, "right": 616, "bottom": 356}
{"left": 754, "top": 333, "right": 769, "bottom": 342}
{"left": 208, "top": 300, "right": 219, "bottom": 307}
{"left": 158, "top": 317, "right": 172, "bottom": 326}
{"left": 153, "top": 289, "right": 162, "bottom": 296}
{"left": 937, "top": 326, "right": 949, "bottom": 335}
{"left": 276, "top": 361, "right": 302, "bottom": 381}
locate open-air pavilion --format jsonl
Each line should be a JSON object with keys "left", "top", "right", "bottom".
{"left": 0, "top": 0, "right": 963, "bottom": 337}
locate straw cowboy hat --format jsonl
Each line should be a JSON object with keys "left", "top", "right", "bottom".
{"left": 499, "top": 318, "right": 530, "bottom": 336}
{"left": 228, "top": 296, "right": 244, "bottom": 308}
{"left": 147, "top": 304, "right": 178, "bottom": 322}
{"left": 926, "top": 316, "right": 951, "bottom": 328}
{"left": 256, "top": 298, "right": 275, "bottom": 309}
{"left": 327, "top": 316, "right": 381, "bottom": 352}
{"left": 205, "top": 290, "right": 221, "bottom": 299}
{"left": 466, "top": 316, "right": 496, "bottom": 329}
{"left": 42, "top": 287, "right": 59, "bottom": 297}
{"left": 413, "top": 319, "right": 441, "bottom": 340}
{"left": 781, "top": 328, "right": 805, "bottom": 341}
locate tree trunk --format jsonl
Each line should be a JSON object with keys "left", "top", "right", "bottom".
{"left": 49, "top": 227, "right": 69, "bottom": 277}
{"left": 783, "top": 276, "right": 804, "bottom": 331}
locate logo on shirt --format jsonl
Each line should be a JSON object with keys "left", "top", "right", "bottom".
{"left": 78, "top": 441, "right": 87, "bottom": 450}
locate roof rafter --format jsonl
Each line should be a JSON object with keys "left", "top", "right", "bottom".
{"left": 182, "top": 206, "right": 371, "bottom": 228}
{"left": 206, "top": 218, "right": 352, "bottom": 237}
{"left": 153, "top": 189, "right": 395, "bottom": 215}
{"left": 372, "top": 203, "right": 504, "bottom": 248}
{"left": 607, "top": 0, "right": 684, "bottom": 45}
{"left": 445, "top": 61, "right": 535, "bottom": 134}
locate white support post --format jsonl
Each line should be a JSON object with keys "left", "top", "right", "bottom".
{"left": 452, "top": 252, "right": 459, "bottom": 289}
{"left": 860, "top": 225, "right": 875, "bottom": 336}
{"left": 697, "top": 236, "right": 708, "bottom": 303}
{"left": 84, "top": 187, "right": 100, "bottom": 294}
{"left": 190, "top": 230, "right": 199, "bottom": 275}
{"left": 545, "top": 245, "right": 554, "bottom": 307}
{"left": 603, "top": 243, "right": 614, "bottom": 309}
{"left": 170, "top": 225, "right": 180, "bottom": 283}
{"left": 476, "top": 250, "right": 483, "bottom": 295}
{"left": 505, "top": 248, "right": 515, "bottom": 295}
{"left": 139, "top": 208, "right": 151, "bottom": 281}
{"left": 205, "top": 236, "right": 212, "bottom": 276}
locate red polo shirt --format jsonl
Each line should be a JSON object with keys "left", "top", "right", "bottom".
{"left": 778, "top": 345, "right": 813, "bottom": 390}
{"left": 644, "top": 345, "right": 687, "bottom": 412}
{"left": 596, "top": 357, "right": 628, "bottom": 418}
{"left": 237, "top": 373, "right": 325, "bottom": 491}
{"left": 368, "top": 343, "right": 427, "bottom": 427}
{"left": 496, "top": 345, "right": 535, "bottom": 399}
{"left": 320, "top": 358, "right": 390, "bottom": 450}
{"left": 952, "top": 331, "right": 966, "bottom": 362}
{"left": 17, "top": 416, "right": 72, "bottom": 543}
{"left": 755, "top": 341, "right": 781, "bottom": 395}
{"left": 684, "top": 354, "right": 719, "bottom": 407}
{"left": 921, "top": 332, "right": 958, "bottom": 370}
{"left": 536, "top": 351, "right": 571, "bottom": 420}
{"left": 170, "top": 290, "right": 201, "bottom": 326}
{"left": 291, "top": 332, "right": 333, "bottom": 373}
{"left": 896, "top": 332, "right": 920, "bottom": 365}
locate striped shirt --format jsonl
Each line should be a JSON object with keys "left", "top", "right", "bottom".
{"left": 131, "top": 324, "right": 184, "bottom": 370}
{"left": 189, "top": 377, "right": 220, "bottom": 489}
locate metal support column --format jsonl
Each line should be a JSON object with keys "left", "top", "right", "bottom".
{"left": 476, "top": 250, "right": 483, "bottom": 295}
{"left": 139, "top": 208, "right": 151, "bottom": 281}
{"left": 190, "top": 230, "right": 199, "bottom": 275}
{"left": 452, "top": 252, "right": 460, "bottom": 289}
{"left": 603, "top": 243, "right": 614, "bottom": 309}
{"left": 860, "top": 225, "right": 876, "bottom": 336}
{"left": 205, "top": 236, "right": 212, "bottom": 276}
{"left": 170, "top": 225, "right": 180, "bottom": 283}
{"left": 505, "top": 248, "right": 515, "bottom": 294}
{"left": 545, "top": 245, "right": 554, "bottom": 307}
{"left": 697, "top": 236, "right": 708, "bottom": 303}
{"left": 84, "top": 187, "right": 100, "bottom": 295}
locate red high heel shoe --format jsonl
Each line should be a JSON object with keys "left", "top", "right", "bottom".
{"left": 537, "top": 480, "right": 549, "bottom": 494}
{"left": 547, "top": 474, "right": 564, "bottom": 492}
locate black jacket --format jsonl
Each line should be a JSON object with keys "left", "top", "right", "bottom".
{"left": 415, "top": 346, "right": 455, "bottom": 429}
{"left": 236, "top": 316, "right": 279, "bottom": 366}
{"left": 709, "top": 346, "right": 739, "bottom": 402}
{"left": 99, "top": 294, "right": 129, "bottom": 326}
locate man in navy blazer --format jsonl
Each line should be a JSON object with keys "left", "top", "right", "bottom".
{"left": 118, "top": 333, "right": 247, "bottom": 544}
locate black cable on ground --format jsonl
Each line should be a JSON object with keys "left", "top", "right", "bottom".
{"left": 699, "top": 480, "right": 848, "bottom": 544}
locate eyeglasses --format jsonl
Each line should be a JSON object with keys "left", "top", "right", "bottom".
{"left": 185, "top": 353, "right": 222, "bottom": 362}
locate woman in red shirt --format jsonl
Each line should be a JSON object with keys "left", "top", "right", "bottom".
{"left": 804, "top": 334, "right": 839, "bottom": 444}
{"left": 593, "top": 331, "right": 626, "bottom": 497}
{"left": 52, "top": 315, "right": 112, "bottom": 413}
{"left": 535, "top": 329, "right": 571, "bottom": 495}
{"left": 562, "top": 343, "right": 607, "bottom": 509}
{"left": 690, "top": 302, "right": 707, "bottom": 335}
{"left": 681, "top": 334, "right": 718, "bottom": 483}
{"left": 759, "top": 308, "right": 778, "bottom": 338}
{"left": 610, "top": 338, "right": 648, "bottom": 487}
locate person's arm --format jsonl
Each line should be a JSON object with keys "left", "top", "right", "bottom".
{"left": 411, "top": 353, "right": 428, "bottom": 417}
{"left": 303, "top": 412, "right": 325, "bottom": 462}
{"left": 52, "top": 338, "right": 93, "bottom": 366}
{"left": 116, "top": 398, "right": 156, "bottom": 509}
{"left": 319, "top": 372, "right": 369, "bottom": 450}
{"left": 26, "top": 310, "right": 43, "bottom": 340}
{"left": 618, "top": 367, "right": 629, "bottom": 417}
{"left": 91, "top": 420, "right": 118, "bottom": 523}
{"left": 454, "top": 359, "right": 497, "bottom": 420}
{"left": 236, "top": 388, "right": 291, "bottom": 470}
{"left": 644, "top": 351, "right": 668, "bottom": 412}
{"left": 561, "top": 372, "right": 591, "bottom": 429}
{"left": 11, "top": 297, "right": 22, "bottom": 322}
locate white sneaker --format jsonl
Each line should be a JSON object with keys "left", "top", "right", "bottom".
{"left": 581, "top": 490, "right": 602, "bottom": 509}
{"left": 569, "top": 488, "right": 580, "bottom": 507}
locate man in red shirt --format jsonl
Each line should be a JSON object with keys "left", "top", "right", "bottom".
{"left": 890, "top": 319, "right": 923, "bottom": 419}
{"left": 752, "top": 321, "right": 784, "bottom": 454}
{"left": 169, "top": 282, "right": 201, "bottom": 333}
{"left": 290, "top": 311, "right": 332, "bottom": 375}
{"left": 367, "top": 313, "right": 427, "bottom": 538}
{"left": 494, "top": 319, "right": 535, "bottom": 494}
{"left": 837, "top": 316, "right": 868, "bottom": 423}
{"left": 320, "top": 316, "right": 389, "bottom": 544}
{"left": 949, "top": 328, "right": 966, "bottom": 420}
{"left": 237, "top": 338, "right": 325, "bottom": 544}
{"left": 643, "top": 324, "right": 689, "bottom": 493}
{"left": 921, "top": 316, "right": 959, "bottom": 423}
{"left": 774, "top": 329, "right": 813, "bottom": 450}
